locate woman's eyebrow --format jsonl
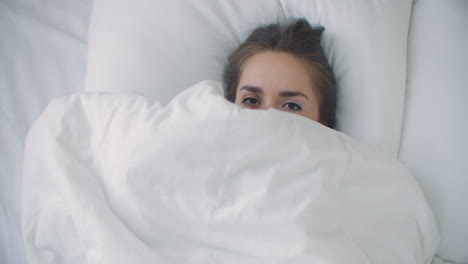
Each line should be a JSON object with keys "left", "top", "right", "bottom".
{"left": 279, "top": 91, "right": 309, "bottom": 100}
{"left": 239, "top": 85, "right": 309, "bottom": 100}
{"left": 239, "top": 85, "right": 263, "bottom": 93}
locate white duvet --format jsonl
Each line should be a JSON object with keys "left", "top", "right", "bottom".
{"left": 22, "top": 80, "right": 439, "bottom": 264}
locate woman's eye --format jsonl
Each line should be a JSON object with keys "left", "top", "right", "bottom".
{"left": 242, "top": 97, "right": 259, "bottom": 105}
{"left": 283, "top": 102, "right": 302, "bottom": 111}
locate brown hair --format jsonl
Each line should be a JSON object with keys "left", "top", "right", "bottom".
{"left": 223, "top": 18, "right": 336, "bottom": 128}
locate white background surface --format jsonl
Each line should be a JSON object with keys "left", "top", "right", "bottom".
{"left": 0, "top": 0, "right": 93, "bottom": 263}
{"left": 1, "top": 0, "right": 467, "bottom": 263}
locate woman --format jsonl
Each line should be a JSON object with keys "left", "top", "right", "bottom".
{"left": 223, "top": 18, "right": 336, "bottom": 128}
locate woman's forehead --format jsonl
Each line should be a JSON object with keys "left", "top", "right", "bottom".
{"left": 238, "top": 51, "right": 318, "bottom": 98}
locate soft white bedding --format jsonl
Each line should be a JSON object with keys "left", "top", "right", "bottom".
{"left": 399, "top": 0, "right": 468, "bottom": 262}
{"left": 23, "top": 81, "right": 439, "bottom": 264}
{"left": 0, "top": 0, "right": 93, "bottom": 263}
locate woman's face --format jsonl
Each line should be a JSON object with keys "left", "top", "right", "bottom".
{"left": 235, "top": 51, "right": 320, "bottom": 122}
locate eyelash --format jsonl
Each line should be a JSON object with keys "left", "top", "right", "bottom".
{"left": 242, "top": 97, "right": 259, "bottom": 105}
{"left": 241, "top": 97, "right": 303, "bottom": 111}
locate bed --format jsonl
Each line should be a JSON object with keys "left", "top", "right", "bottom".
{"left": 1, "top": 0, "right": 467, "bottom": 263}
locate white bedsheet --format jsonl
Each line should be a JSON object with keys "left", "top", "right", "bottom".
{"left": 0, "top": 0, "right": 93, "bottom": 263}
{"left": 22, "top": 81, "right": 439, "bottom": 264}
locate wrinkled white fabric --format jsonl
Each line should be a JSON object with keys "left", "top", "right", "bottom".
{"left": 23, "top": 80, "right": 439, "bottom": 264}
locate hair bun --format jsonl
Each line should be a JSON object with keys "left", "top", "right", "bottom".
{"left": 292, "top": 18, "right": 325, "bottom": 36}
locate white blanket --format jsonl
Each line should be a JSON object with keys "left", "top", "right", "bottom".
{"left": 22, "top": 80, "right": 439, "bottom": 264}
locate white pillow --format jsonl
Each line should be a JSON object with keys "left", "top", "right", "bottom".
{"left": 84, "top": 0, "right": 412, "bottom": 156}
